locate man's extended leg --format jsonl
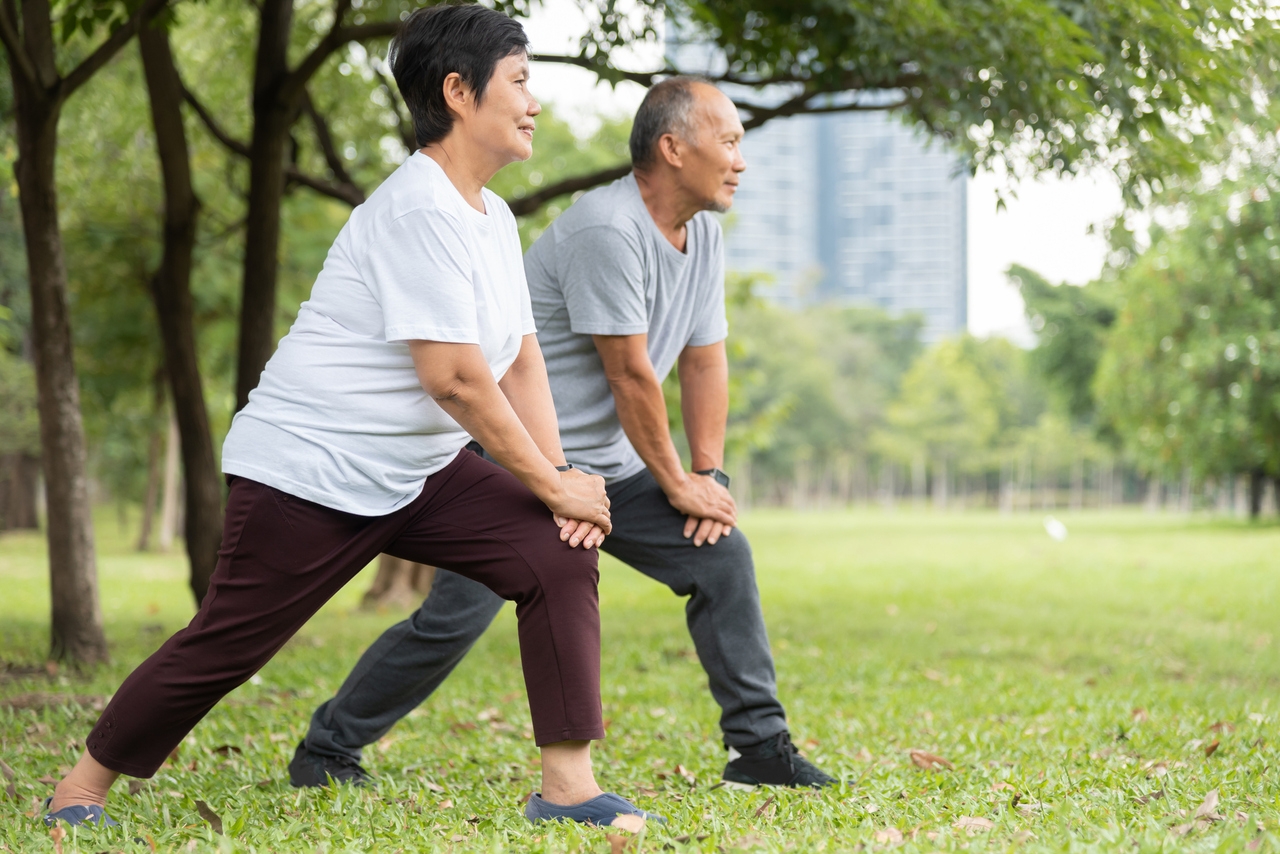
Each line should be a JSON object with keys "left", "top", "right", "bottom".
{"left": 295, "top": 571, "right": 504, "bottom": 778}
{"left": 298, "top": 570, "right": 504, "bottom": 775}
{"left": 601, "top": 469, "right": 835, "bottom": 788}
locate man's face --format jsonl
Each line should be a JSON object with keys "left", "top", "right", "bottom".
{"left": 675, "top": 86, "right": 747, "bottom": 213}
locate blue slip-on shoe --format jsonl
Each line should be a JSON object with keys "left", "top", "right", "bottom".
{"left": 43, "top": 796, "right": 119, "bottom": 828}
{"left": 524, "top": 792, "right": 666, "bottom": 826}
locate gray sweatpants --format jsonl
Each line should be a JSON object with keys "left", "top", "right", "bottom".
{"left": 304, "top": 467, "right": 788, "bottom": 759}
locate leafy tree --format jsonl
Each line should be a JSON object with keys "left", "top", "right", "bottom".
{"left": 1095, "top": 171, "right": 1280, "bottom": 515}
{"left": 1011, "top": 264, "right": 1116, "bottom": 423}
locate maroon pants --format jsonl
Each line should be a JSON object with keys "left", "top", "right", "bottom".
{"left": 86, "top": 449, "right": 602, "bottom": 778}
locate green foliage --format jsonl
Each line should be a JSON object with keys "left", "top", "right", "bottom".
{"left": 4, "top": 508, "right": 1280, "bottom": 850}
{"left": 643, "top": 0, "right": 1280, "bottom": 202}
{"left": 1012, "top": 264, "right": 1116, "bottom": 423}
{"left": 1095, "top": 171, "right": 1280, "bottom": 479}
{"left": 0, "top": 352, "right": 39, "bottom": 457}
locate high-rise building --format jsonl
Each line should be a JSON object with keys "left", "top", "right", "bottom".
{"left": 666, "top": 23, "right": 969, "bottom": 342}
{"left": 727, "top": 111, "right": 968, "bottom": 342}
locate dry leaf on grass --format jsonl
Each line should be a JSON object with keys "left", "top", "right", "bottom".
{"left": 1210, "top": 721, "right": 1236, "bottom": 734}
{"left": 674, "top": 764, "right": 697, "bottom": 785}
{"left": 213, "top": 744, "right": 242, "bottom": 756}
{"left": 606, "top": 833, "right": 632, "bottom": 854}
{"left": 991, "top": 781, "right": 1016, "bottom": 792}
{"left": 423, "top": 781, "right": 445, "bottom": 793}
{"left": 1204, "top": 740, "right": 1220, "bottom": 757}
{"left": 873, "top": 827, "right": 905, "bottom": 846}
{"left": 36, "top": 775, "right": 56, "bottom": 785}
{"left": 954, "top": 816, "right": 995, "bottom": 834}
{"left": 909, "top": 750, "right": 954, "bottom": 771}
{"left": 0, "top": 759, "right": 14, "bottom": 780}
{"left": 195, "top": 800, "right": 223, "bottom": 834}
{"left": 754, "top": 794, "right": 777, "bottom": 818}
{"left": 1134, "top": 790, "right": 1164, "bottom": 805}
{"left": 4, "top": 782, "right": 15, "bottom": 801}
{"left": 1194, "top": 789, "right": 1224, "bottom": 821}
{"left": 1131, "top": 708, "right": 1149, "bottom": 722}
{"left": 438, "top": 799, "right": 453, "bottom": 810}
{"left": 49, "top": 824, "right": 65, "bottom": 854}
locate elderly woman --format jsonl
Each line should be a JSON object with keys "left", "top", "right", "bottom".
{"left": 46, "top": 4, "right": 657, "bottom": 831}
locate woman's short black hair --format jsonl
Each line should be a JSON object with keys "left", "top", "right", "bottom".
{"left": 389, "top": 4, "right": 530, "bottom": 148}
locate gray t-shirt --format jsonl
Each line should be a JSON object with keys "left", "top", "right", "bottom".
{"left": 526, "top": 174, "right": 728, "bottom": 482}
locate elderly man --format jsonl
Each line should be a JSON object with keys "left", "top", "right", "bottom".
{"left": 290, "top": 77, "right": 836, "bottom": 791}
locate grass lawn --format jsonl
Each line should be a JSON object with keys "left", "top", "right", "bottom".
{"left": 2, "top": 507, "right": 1279, "bottom": 852}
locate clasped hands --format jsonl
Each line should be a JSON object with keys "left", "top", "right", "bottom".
{"left": 669, "top": 471, "right": 737, "bottom": 547}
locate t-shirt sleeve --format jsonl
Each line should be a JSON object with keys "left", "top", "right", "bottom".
{"left": 363, "top": 208, "right": 479, "bottom": 344}
{"left": 688, "top": 221, "right": 729, "bottom": 347}
{"left": 557, "top": 225, "right": 649, "bottom": 337}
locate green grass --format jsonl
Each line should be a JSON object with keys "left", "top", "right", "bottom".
{"left": 3, "top": 508, "right": 1280, "bottom": 852}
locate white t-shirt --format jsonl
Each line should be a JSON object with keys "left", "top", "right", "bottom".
{"left": 222, "top": 152, "right": 535, "bottom": 516}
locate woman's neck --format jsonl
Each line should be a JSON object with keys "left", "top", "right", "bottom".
{"left": 421, "top": 138, "right": 499, "bottom": 213}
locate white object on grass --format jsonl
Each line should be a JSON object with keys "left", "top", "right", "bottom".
{"left": 1043, "top": 516, "right": 1068, "bottom": 541}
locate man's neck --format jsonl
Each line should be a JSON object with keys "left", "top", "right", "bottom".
{"left": 634, "top": 168, "right": 701, "bottom": 253}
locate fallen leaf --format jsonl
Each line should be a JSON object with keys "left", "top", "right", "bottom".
{"left": 195, "top": 800, "right": 223, "bottom": 834}
{"left": 49, "top": 824, "right": 65, "bottom": 854}
{"left": 465, "top": 814, "right": 480, "bottom": 824}
{"left": 1194, "top": 789, "right": 1224, "bottom": 821}
{"left": 909, "top": 750, "right": 954, "bottom": 771}
{"left": 606, "top": 833, "right": 631, "bottom": 854}
{"left": 450, "top": 835, "right": 465, "bottom": 843}
{"left": 212, "top": 744, "right": 242, "bottom": 756}
{"left": 674, "top": 764, "right": 697, "bottom": 785}
{"left": 1204, "top": 740, "right": 1220, "bottom": 758}
{"left": 450, "top": 721, "right": 477, "bottom": 732}
{"left": 1170, "top": 822, "right": 1196, "bottom": 836}
{"left": 1013, "top": 830, "right": 1037, "bottom": 844}
{"left": 990, "top": 782, "right": 1016, "bottom": 792}
{"left": 0, "top": 759, "right": 14, "bottom": 780}
{"left": 4, "top": 782, "right": 15, "bottom": 801}
{"left": 1236, "top": 811, "right": 1250, "bottom": 824}
{"left": 1209, "top": 721, "right": 1236, "bottom": 734}
{"left": 517, "top": 791, "right": 533, "bottom": 805}
{"left": 438, "top": 799, "right": 453, "bottom": 809}
{"left": 128, "top": 780, "right": 148, "bottom": 796}
{"left": 754, "top": 794, "right": 777, "bottom": 818}
{"left": 873, "top": 827, "right": 904, "bottom": 846}
{"left": 1131, "top": 708, "right": 1149, "bottom": 722}
{"left": 954, "top": 816, "right": 995, "bottom": 833}
{"left": 923, "top": 669, "right": 944, "bottom": 682}
{"left": 423, "top": 781, "right": 445, "bottom": 793}
{"left": 1134, "top": 790, "right": 1165, "bottom": 805}
{"left": 36, "top": 775, "right": 56, "bottom": 785}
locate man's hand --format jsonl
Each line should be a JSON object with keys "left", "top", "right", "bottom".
{"left": 669, "top": 472, "right": 736, "bottom": 546}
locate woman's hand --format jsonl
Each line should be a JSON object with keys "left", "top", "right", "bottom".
{"left": 553, "top": 515, "right": 608, "bottom": 549}
{"left": 544, "top": 469, "right": 611, "bottom": 543}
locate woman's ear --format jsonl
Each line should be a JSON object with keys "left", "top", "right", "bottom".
{"left": 441, "top": 71, "right": 471, "bottom": 118}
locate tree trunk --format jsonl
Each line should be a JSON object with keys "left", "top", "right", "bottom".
{"left": 10, "top": 65, "right": 109, "bottom": 664}
{"left": 139, "top": 21, "right": 224, "bottom": 603}
{"left": 157, "top": 412, "right": 181, "bottom": 551}
{"left": 362, "top": 554, "right": 436, "bottom": 611}
{"left": 0, "top": 452, "right": 40, "bottom": 530}
{"left": 1249, "top": 468, "right": 1265, "bottom": 519}
{"left": 234, "top": 0, "right": 295, "bottom": 412}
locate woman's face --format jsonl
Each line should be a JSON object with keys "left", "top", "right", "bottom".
{"left": 466, "top": 52, "right": 540, "bottom": 165}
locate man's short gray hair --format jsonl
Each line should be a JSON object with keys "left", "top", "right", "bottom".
{"left": 629, "top": 76, "right": 712, "bottom": 169}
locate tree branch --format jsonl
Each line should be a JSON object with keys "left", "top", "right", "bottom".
{"left": 373, "top": 60, "right": 416, "bottom": 152}
{"left": 738, "top": 94, "right": 910, "bottom": 131}
{"left": 182, "top": 84, "right": 250, "bottom": 157}
{"left": 301, "top": 88, "right": 366, "bottom": 204}
{"left": 284, "top": 165, "right": 365, "bottom": 207}
{"left": 60, "top": 0, "right": 170, "bottom": 99}
{"left": 0, "top": 0, "right": 39, "bottom": 89}
{"left": 505, "top": 163, "right": 632, "bottom": 217}
{"left": 285, "top": 10, "right": 399, "bottom": 105}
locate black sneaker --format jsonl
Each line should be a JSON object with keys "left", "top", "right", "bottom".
{"left": 721, "top": 731, "right": 838, "bottom": 790}
{"left": 288, "top": 741, "right": 372, "bottom": 788}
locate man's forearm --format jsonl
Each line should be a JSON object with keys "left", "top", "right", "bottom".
{"left": 606, "top": 372, "right": 688, "bottom": 495}
{"left": 678, "top": 343, "right": 729, "bottom": 472}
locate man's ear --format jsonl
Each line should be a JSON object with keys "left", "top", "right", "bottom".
{"left": 441, "top": 71, "right": 471, "bottom": 118}
{"left": 657, "top": 132, "right": 684, "bottom": 169}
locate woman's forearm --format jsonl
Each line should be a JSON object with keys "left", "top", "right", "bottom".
{"left": 498, "top": 334, "right": 568, "bottom": 466}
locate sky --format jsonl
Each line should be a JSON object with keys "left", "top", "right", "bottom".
{"left": 521, "top": 1, "right": 1126, "bottom": 345}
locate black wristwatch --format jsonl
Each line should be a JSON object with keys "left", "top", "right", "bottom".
{"left": 694, "top": 467, "right": 731, "bottom": 488}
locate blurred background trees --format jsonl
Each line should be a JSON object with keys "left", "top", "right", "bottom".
{"left": 2, "top": 0, "right": 1279, "bottom": 660}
